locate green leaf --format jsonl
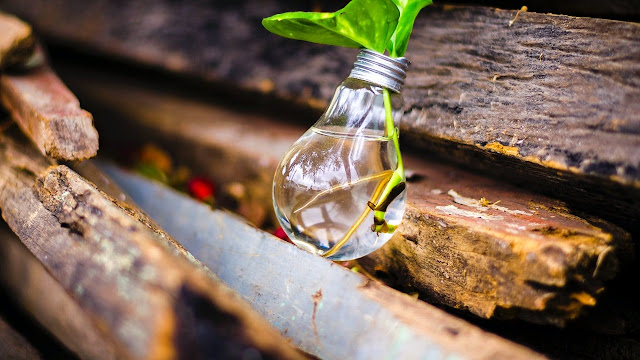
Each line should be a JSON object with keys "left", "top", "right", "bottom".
{"left": 262, "top": 0, "right": 400, "bottom": 53}
{"left": 387, "top": 0, "right": 432, "bottom": 57}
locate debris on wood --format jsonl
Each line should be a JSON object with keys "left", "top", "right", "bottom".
{"left": 0, "top": 47, "right": 99, "bottom": 160}
{"left": 508, "top": 6, "right": 528, "bottom": 26}
{"left": 68, "top": 70, "right": 633, "bottom": 326}
{"left": 0, "top": 11, "right": 34, "bottom": 69}
{"left": 0, "top": 129, "right": 305, "bottom": 360}
{"left": 360, "top": 159, "right": 632, "bottom": 326}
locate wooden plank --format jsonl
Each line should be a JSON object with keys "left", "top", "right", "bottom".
{"left": 100, "top": 161, "right": 546, "bottom": 360}
{"left": 0, "top": 129, "right": 305, "bottom": 360}
{"left": 0, "top": 315, "right": 43, "bottom": 360}
{"left": 0, "top": 48, "right": 99, "bottom": 160}
{"left": 2, "top": 1, "right": 638, "bottom": 226}
{"left": 0, "top": 11, "right": 34, "bottom": 69}
{"left": 444, "top": 1, "right": 640, "bottom": 20}
{"left": 70, "top": 69, "right": 632, "bottom": 327}
{"left": 0, "top": 224, "right": 106, "bottom": 359}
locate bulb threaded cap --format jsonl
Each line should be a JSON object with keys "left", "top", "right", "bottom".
{"left": 348, "top": 49, "right": 409, "bottom": 93}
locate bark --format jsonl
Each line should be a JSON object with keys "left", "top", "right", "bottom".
{"left": 0, "top": 11, "right": 34, "bottom": 69}
{"left": 0, "top": 129, "right": 305, "bottom": 360}
{"left": 67, "top": 69, "right": 633, "bottom": 326}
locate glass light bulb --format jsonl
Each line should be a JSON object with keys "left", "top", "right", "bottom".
{"left": 273, "top": 68, "right": 407, "bottom": 260}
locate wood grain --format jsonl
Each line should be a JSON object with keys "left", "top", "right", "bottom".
{"left": 68, "top": 67, "right": 633, "bottom": 326}
{"left": 0, "top": 11, "right": 34, "bottom": 69}
{"left": 445, "top": 0, "right": 640, "bottom": 20}
{"left": 0, "top": 128, "right": 305, "bottom": 360}
{"left": 0, "top": 224, "right": 115, "bottom": 360}
{"left": 0, "top": 50, "right": 99, "bottom": 160}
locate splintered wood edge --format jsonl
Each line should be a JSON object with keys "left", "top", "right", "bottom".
{"left": 0, "top": 54, "right": 99, "bottom": 161}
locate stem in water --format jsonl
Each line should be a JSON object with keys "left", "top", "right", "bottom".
{"left": 321, "top": 88, "right": 405, "bottom": 257}
{"left": 369, "top": 88, "right": 405, "bottom": 233}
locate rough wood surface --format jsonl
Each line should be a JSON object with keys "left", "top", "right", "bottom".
{"left": 445, "top": 0, "right": 640, "bottom": 20}
{"left": 0, "top": 129, "right": 305, "bottom": 360}
{"left": 0, "top": 48, "right": 99, "bottom": 160}
{"left": 70, "top": 69, "right": 633, "bottom": 327}
{"left": 0, "top": 11, "right": 34, "bottom": 69}
{"left": 1, "top": 224, "right": 108, "bottom": 359}
{"left": 4, "top": 0, "right": 637, "bottom": 227}
{"left": 102, "top": 162, "right": 546, "bottom": 360}
{"left": 71, "top": 159, "right": 210, "bottom": 270}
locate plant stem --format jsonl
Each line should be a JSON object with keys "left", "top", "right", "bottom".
{"left": 384, "top": 88, "right": 404, "bottom": 175}
{"left": 369, "top": 88, "right": 405, "bottom": 233}
{"left": 320, "top": 172, "right": 392, "bottom": 258}
{"left": 320, "top": 88, "right": 405, "bottom": 257}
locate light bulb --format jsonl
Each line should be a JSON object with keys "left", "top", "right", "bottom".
{"left": 273, "top": 50, "right": 408, "bottom": 261}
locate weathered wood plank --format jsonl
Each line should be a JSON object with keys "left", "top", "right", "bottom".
{"left": 69, "top": 68, "right": 632, "bottom": 326}
{"left": 0, "top": 314, "right": 43, "bottom": 360}
{"left": 445, "top": 0, "right": 640, "bottom": 20}
{"left": 101, "top": 161, "right": 546, "bottom": 360}
{"left": 71, "top": 159, "right": 212, "bottom": 269}
{"left": 5, "top": 0, "right": 637, "bottom": 227}
{"left": 0, "top": 47, "right": 99, "bottom": 160}
{"left": 0, "top": 224, "right": 109, "bottom": 359}
{"left": 0, "top": 129, "right": 305, "bottom": 360}
{"left": 0, "top": 11, "right": 34, "bottom": 69}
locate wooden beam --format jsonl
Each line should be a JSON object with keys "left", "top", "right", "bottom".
{"left": 2, "top": 1, "right": 637, "bottom": 226}
{"left": 0, "top": 11, "right": 34, "bottom": 69}
{"left": 101, "top": 161, "right": 546, "bottom": 360}
{"left": 65, "top": 69, "right": 633, "bottom": 326}
{"left": 0, "top": 315, "right": 43, "bottom": 360}
{"left": 0, "top": 224, "right": 113, "bottom": 359}
{"left": 0, "top": 129, "right": 306, "bottom": 359}
{"left": 445, "top": 0, "right": 640, "bottom": 20}
{"left": 0, "top": 49, "right": 99, "bottom": 160}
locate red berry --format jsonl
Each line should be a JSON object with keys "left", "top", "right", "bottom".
{"left": 187, "top": 177, "right": 215, "bottom": 201}
{"left": 273, "top": 227, "right": 293, "bottom": 244}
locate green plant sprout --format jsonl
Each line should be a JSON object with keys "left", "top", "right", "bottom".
{"left": 264, "top": 0, "right": 432, "bottom": 257}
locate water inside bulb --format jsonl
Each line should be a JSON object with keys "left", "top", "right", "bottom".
{"left": 273, "top": 123, "right": 407, "bottom": 260}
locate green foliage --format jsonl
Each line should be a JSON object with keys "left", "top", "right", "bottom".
{"left": 387, "top": 0, "right": 433, "bottom": 57}
{"left": 262, "top": 0, "right": 432, "bottom": 57}
{"left": 262, "top": 0, "right": 399, "bottom": 53}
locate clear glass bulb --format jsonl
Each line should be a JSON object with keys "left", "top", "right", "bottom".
{"left": 273, "top": 75, "right": 407, "bottom": 261}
